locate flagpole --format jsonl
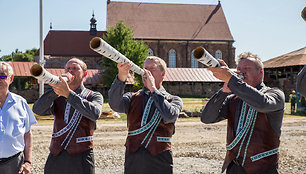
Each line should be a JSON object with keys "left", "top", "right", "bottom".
{"left": 39, "top": 0, "right": 44, "bottom": 97}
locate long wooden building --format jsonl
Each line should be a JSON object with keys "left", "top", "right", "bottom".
{"left": 263, "top": 46, "right": 306, "bottom": 100}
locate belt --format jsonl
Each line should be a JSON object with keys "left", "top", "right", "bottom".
{"left": 0, "top": 152, "right": 21, "bottom": 164}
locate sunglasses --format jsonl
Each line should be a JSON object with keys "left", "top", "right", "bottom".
{"left": 0, "top": 75, "right": 8, "bottom": 79}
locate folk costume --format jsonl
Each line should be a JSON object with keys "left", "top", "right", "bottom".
{"left": 201, "top": 75, "right": 285, "bottom": 174}
{"left": 33, "top": 85, "right": 103, "bottom": 174}
{"left": 108, "top": 77, "right": 183, "bottom": 174}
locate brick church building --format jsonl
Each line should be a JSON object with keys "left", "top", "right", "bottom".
{"left": 34, "top": 1, "right": 235, "bottom": 97}
{"left": 37, "top": 1, "right": 235, "bottom": 69}
{"left": 107, "top": 0, "right": 236, "bottom": 68}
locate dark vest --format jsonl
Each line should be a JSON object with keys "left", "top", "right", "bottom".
{"left": 50, "top": 90, "right": 95, "bottom": 156}
{"left": 222, "top": 96, "right": 280, "bottom": 174}
{"left": 125, "top": 90, "right": 174, "bottom": 156}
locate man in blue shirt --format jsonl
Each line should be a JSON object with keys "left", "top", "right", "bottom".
{"left": 0, "top": 61, "right": 37, "bottom": 174}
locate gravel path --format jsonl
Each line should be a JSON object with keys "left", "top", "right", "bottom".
{"left": 31, "top": 117, "right": 306, "bottom": 174}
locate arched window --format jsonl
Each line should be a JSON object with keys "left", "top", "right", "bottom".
{"left": 215, "top": 50, "right": 222, "bottom": 59}
{"left": 148, "top": 48, "right": 153, "bottom": 56}
{"left": 191, "top": 50, "right": 198, "bottom": 68}
{"left": 168, "top": 49, "right": 176, "bottom": 68}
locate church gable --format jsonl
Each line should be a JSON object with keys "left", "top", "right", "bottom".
{"left": 107, "top": 1, "right": 234, "bottom": 41}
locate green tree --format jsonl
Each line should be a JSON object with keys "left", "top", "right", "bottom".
{"left": 1, "top": 48, "right": 37, "bottom": 62}
{"left": 101, "top": 21, "right": 148, "bottom": 88}
{"left": 0, "top": 48, "right": 37, "bottom": 90}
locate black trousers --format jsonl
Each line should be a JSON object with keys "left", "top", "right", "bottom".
{"left": 226, "top": 161, "right": 279, "bottom": 174}
{"left": 44, "top": 149, "right": 95, "bottom": 174}
{"left": 124, "top": 147, "right": 173, "bottom": 174}
{"left": 291, "top": 102, "right": 296, "bottom": 111}
{"left": 0, "top": 152, "right": 23, "bottom": 174}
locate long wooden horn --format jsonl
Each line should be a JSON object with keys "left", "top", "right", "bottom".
{"left": 30, "top": 64, "right": 67, "bottom": 84}
{"left": 90, "top": 37, "right": 145, "bottom": 76}
{"left": 193, "top": 47, "right": 244, "bottom": 79}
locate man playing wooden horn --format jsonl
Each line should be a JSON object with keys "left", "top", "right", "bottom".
{"left": 32, "top": 58, "right": 103, "bottom": 174}
{"left": 108, "top": 56, "right": 183, "bottom": 174}
{"left": 201, "top": 53, "right": 285, "bottom": 174}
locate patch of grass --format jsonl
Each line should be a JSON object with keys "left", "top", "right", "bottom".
{"left": 284, "top": 102, "right": 306, "bottom": 116}
{"left": 181, "top": 98, "right": 205, "bottom": 113}
{"left": 102, "top": 98, "right": 207, "bottom": 120}
{"left": 177, "top": 117, "right": 201, "bottom": 122}
{"left": 102, "top": 103, "right": 112, "bottom": 111}
{"left": 29, "top": 100, "right": 306, "bottom": 122}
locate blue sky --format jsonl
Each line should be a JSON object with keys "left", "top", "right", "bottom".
{"left": 0, "top": 0, "right": 305, "bottom": 62}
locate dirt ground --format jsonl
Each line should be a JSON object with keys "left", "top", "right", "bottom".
{"left": 30, "top": 116, "right": 306, "bottom": 174}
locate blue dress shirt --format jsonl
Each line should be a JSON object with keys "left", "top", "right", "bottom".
{"left": 0, "top": 92, "right": 37, "bottom": 158}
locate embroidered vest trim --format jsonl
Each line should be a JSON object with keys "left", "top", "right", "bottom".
{"left": 50, "top": 88, "right": 95, "bottom": 156}
{"left": 125, "top": 90, "right": 174, "bottom": 156}
{"left": 222, "top": 87, "right": 280, "bottom": 174}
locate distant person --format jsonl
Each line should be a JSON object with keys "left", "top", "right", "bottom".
{"left": 32, "top": 58, "right": 103, "bottom": 174}
{"left": 300, "top": 96, "right": 306, "bottom": 113}
{"left": 297, "top": 66, "right": 306, "bottom": 97}
{"left": 108, "top": 56, "right": 183, "bottom": 174}
{"left": 201, "top": 53, "right": 285, "bottom": 174}
{"left": 0, "top": 61, "right": 37, "bottom": 174}
{"left": 289, "top": 90, "right": 297, "bottom": 114}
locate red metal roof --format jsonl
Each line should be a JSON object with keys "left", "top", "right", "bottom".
{"left": 46, "top": 68, "right": 104, "bottom": 85}
{"left": 107, "top": 2, "right": 234, "bottom": 41}
{"left": 9, "top": 62, "right": 135, "bottom": 85}
{"left": 44, "top": 30, "right": 106, "bottom": 56}
{"left": 45, "top": 67, "right": 135, "bottom": 84}
{"left": 9, "top": 62, "right": 103, "bottom": 84}
{"left": 10, "top": 62, "right": 35, "bottom": 77}
{"left": 10, "top": 62, "right": 221, "bottom": 83}
{"left": 165, "top": 68, "right": 221, "bottom": 82}
{"left": 263, "top": 47, "right": 306, "bottom": 68}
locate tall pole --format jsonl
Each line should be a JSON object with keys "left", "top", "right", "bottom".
{"left": 39, "top": 0, "right": 44, "bottom": 96}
